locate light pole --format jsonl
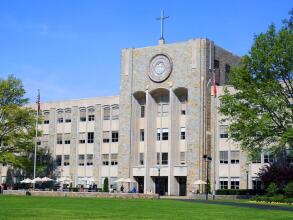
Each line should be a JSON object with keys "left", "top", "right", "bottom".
{"left": 203, "top": 154, "right": 212, "bottom": 200}
{"left": 246, "top": 162, "right": 249, "bottom": 195}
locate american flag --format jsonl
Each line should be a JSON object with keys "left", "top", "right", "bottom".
{"left": 36, "top": 89, "right": 40, "bottom": 113}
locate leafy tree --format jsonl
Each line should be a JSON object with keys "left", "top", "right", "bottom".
{"left": 219, "top": 10, "right": 293, "bottom": 156}
{"left": 284, "top": 182, "right": 293, "bottom": 197}
{"left": 266, "top": 182, "right": 278, "bottom": 196}
{"left": 258, "top": 161, "right": 293, "bottom": 190}
{"left": 103, "top": 177, "right": 109, "bottom": 192}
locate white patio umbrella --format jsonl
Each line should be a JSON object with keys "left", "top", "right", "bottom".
{"left": 20, "top": 178, "right": 32, "bottom": 184}
{"left": 192, "top": 180, "right": 207, "bottom": 185}
{"left": 124, "top": 178, "right": 136, "bottom": 183}
{"left": 41, "top": 177, "right": 53, "bottom": 182}
{"left": 58, "top": 177, "right": 72, "bottom": 182}
{"left": 32, "top": 177, "right": 43, "bottom": 183}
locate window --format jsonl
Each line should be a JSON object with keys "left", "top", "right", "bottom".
{"left": 220, "top": 125, "right": 228, "bottom": 138}
{"left": 162, "top": 104, "right": 169, "bottom": 117}
{"left": 80, "top": 108, "right": 86, "bottom": 122}
{"left": 140, "top": 129, "right": 144, "bottom": 142}
{"left": 180, "top": 127, "right": 186, "bottom": 140}
{"left": 44, "top": 111, "right": 50, "bottom": 124}
{"left": 88, "top": 107, "right": 95, "bottom": 121}
{"left": 36, "top": 139, "right": 41, "bottom": 145}
{"left": 139, "top": 153, "right": 144, "bottom": 165}
{"left": 220, "top": 151, "right": 228, "bottom": 164}
{"left": 252, "top": 152, "right": 261, "bottom": 163}
{"left": 111, "top": 154, "right": 118, "bottom": 165}
{"left": 140, "top": 105, "right": 145, "bottom": 118}
{"left": 112, "top": 105, "right": 119, "bottom": 120}
{"left": 156, "top": 152, "right": 160, "bottom": 165}
{"left": 157, "top": 95, "right": 169, "bottom": 117}
{"left": 87, "top": 154, "right": 93, "bottom": 166}
{"left": 252, "top": 178, "right": 262, "bottom": 190}
{"left": 57, "top": 110, "right": 63, "bottom": 123}
{"left": 57, "top": 134, "right": 63, "bottom": 145}
{"left": 157, "top": 128, "right": 161, "bottom": 141}
{"left": 231, "top": 151, "right": 240, "bottom": 164}
{"left": 87, "top": 132, "right": 94, "bottom": 143}
{"left": 230, "top": 177, "right": 240, "bottom": 189}
{"left": 180, "top": 152, "right": 186, "bottom": 165}
{"left": 65, "top": 109, "right": 71, "bottom": 123}
{"left": 56, "top": 155, "right": 62, "bottom": 166}
{"left": 219, "top": 177, "right": 228, "bottom": 189}
{"left": 112, "top": 131, "right": 119, "bottom": 143}
{"left": 102, "top": 154, "right": 109, "bottom": 165}
{"left": 214, "top": 60, "right": 220, "bottom": 68}
{"left": 79, "top": 132, "right": 86, "bottom": 144}
{"left": 78, "top": 154, "right": 85, "bottom": 166}
{"left": 162, "top": 152, "right": 168, "bottom": 165}
{"left": 264, "top": 151, "right": 274, "bottom": 163}
{"left": 64, "top": 133, "right": 71, "bottom": 144}
{"left": 162, "top": 128, "right": 168, "bottom": 141}
{"left": 103, "top": 131, "right": 110, "bottom": 143}
{"left": 225, "top": 64, "right": 231, "bottom": 82}
{"left": 63, "top": 155, "right": 70, "bottom": 166}
{"left": 103, "top": 106, "right": 110, "bottom": 120}
{"left": 180, "top": 95, "right": 187, "bottom": 115}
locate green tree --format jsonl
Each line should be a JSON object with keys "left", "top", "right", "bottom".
{"left": 0, "top": 75, "right": 37, "bottom": 166}
{"left": 219, "top": 10, "right": 293, "bottom": 156}
{"left": 103, "top": 177, "right": 109, "bottom": 192}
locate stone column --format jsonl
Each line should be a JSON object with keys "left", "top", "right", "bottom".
{"left": 70, "top": 106, "right": 78, "bottom": 186}
{"left": 93, "top": 104, "right": 101, "bottom": 186}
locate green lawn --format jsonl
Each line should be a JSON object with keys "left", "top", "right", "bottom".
{"left": 0, "top": 196, "right": 292, "bottom": 220}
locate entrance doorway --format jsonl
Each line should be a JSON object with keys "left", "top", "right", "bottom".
{"left": 135, "top": 177, "right": 144, "bottom": 193}
{"left": 154, "top": 177, "right": 168, "bottom": 195}
{"left": 178, "top": 177, "right": 187, "bottom": 196}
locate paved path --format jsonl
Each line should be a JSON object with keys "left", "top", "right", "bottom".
{"left": 178, "top": 199, "right": 293, "bottom": 212}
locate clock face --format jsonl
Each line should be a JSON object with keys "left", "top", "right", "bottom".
{"left": 149, "top": 54, "right": 172, "bottom": 82}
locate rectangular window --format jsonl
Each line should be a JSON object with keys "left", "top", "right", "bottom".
{"left": 87, "top": 132, "right": 94, "bottom": 143}
{"left": 180, "top": 152, "right": 186, "bottom": 165}
{"left": 156, "top": 152, "right": 160, "bottom": 165}
{"left": 57, "top": 110, "right": 63, "bottom": 123}
{"left": 162, "top": 128, "right": 168, "bottom": 141}
{"left": 63, "top": 155, "right": 70, "bottom": 166}
{"left": 56, "top": 155, "right": 62, "bottom": 166}
{"left": 64, "top": 133, "right": 71, "bottom": 145}
{"left": 214, "top": 59, "right": 220, "bottom": 68}
{"left": 252, "top": 152, "right": 261, "bottom": 163}
{"left": 162, "top": 152, "right": 168, "bottom": 165}
{"left": 57, "top": 134, "right": 63, "bottom": 145}
{"left": 225, "top": 64, "right": 231, "bottom": 82}
{"left": 252, "top": 178, "right": 262, "bottom": 190}
{"left": 180, "top": 127, "right": 186, "bottom": 140}
{"left": 139, "top": 153, "right": 144, "bottom": 165}
{"left": 88, "top": 108, "right": 95, "bottom": 121}
{"left": 103, "top": 131, "right": 110, "bottom": 143}
{"left": 220, "top": 125, "right": 228, "bottom": 138}
{"left": 264, "top": 152, "right": 274, "bottom": 163}
{"left": 87, "top": 154, "right": 93, "bottom": 166}
{"left": 220, "top": 151, "right": 228, "bottom": 164}
{"left": 80, "top": 109, "right": 86, "bottom": 122}
{"left": 180, "top": 95, "right": 187, "bottom": 115}
{"left": 78, "top": 154, "right": 85, "bottom": 166}
{"left": 111, "top": 154, "right": 118, "bottom": 165}
{"left": 102, "top": 154, "right": 109, "bottom": 165}
{"left": 157, "top": 128, "right": 161, "bottom": 141}
{"left": 65, "top": 109, "right": 71, "bottom": 123}
{"left": 103, "top": 106, "right": 110, "bottom": 120}
{"left": 111, "top": 131, "right": 119, "bottom": 143}
{"left": 219, "top": 177, "right": 228, "bottom": 189}
{"left": 231, "top": 150, "right": 240, "bottom": 164}
{"left": 79, "top": 132, "right": 86, "bottom": 144}
{"left": 230, "top": 177, "right": 240, "bottom": 189}
{"left": 162, "top": 104, "right": 169, "bottom": 117}
{"left": 140, "top": 105, "right": 145, "bottom": 118}
{"left": 140, "top": 129, "right": 144, "bottom": 142}
{"left": 44, "top": 112, "right": 50, "bottom": 124}
{"left": 112, "top": 105, "right": 119, "bottom": 120}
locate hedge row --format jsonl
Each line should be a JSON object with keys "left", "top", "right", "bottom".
{"left": 216, "top": 189, "right": 265, "bottom": 195}
{"left": 252, "top": 195, "right": 293, "bottom": 204}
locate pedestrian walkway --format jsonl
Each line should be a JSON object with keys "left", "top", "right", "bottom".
{"left": 179, "top": 199, "right": 293, "bottom": 212}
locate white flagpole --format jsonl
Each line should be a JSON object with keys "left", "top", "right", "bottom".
{"left": 33, "top": 89, "right": 40, "bottom": 188}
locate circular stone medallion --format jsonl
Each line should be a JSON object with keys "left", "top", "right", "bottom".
{"left": 149, "top": 54, "right": 172, "bottom": 82}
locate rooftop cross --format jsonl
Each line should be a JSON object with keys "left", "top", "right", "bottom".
{"left": 156, "top": 10, "right": 169, "bottom": 41}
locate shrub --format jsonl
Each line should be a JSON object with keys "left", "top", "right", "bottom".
{"left": 266, "top": 182, "right": 278, "bottom": 196}
{"left": 216, "top": 189, "right": 265, "bottom": 195}
{"left": 103, "top": 177, "right": 109, "bottom": 192}
{"left": 284, "top": 182, "right": 293, "bottom": 198}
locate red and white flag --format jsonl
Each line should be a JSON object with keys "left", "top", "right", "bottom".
{"left": 36, "top": 89, "right": 40, "bottom": 113}
{"left": 213, "top": 75, "right": 217, "bottom": 97}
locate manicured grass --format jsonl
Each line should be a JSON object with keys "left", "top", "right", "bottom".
{"left": 0, "top": 196, "right": 292, "bottom": 220}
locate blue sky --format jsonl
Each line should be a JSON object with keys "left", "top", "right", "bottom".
{"left": 0, "top": 0, "right": 292, "bottom": 102}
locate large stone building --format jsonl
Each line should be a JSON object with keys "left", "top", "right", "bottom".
{"left": 0, "top": 38, "right": 271, "bottom": 195}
